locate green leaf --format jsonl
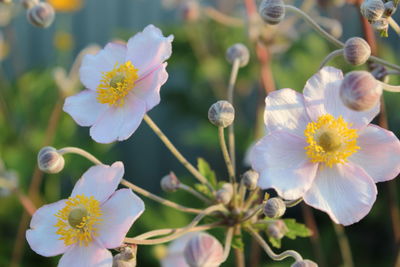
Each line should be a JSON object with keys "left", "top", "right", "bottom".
{"left": 232, "top": 234, "right": 244, "bottom": 250}
{"left": 197, "top": 158, "right": 217, "bottom": 187}
{"left": 269, "top": 236, "right": 282, "bottom": 248}
{"left": 194, "top": 183, "right": 213, "bottom": 198}
{"left": 283, "top": 219, "right": 312, "bottom": 240}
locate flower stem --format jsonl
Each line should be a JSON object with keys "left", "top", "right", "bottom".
{"left": 222, "top": 227, "right": 235, "bottom": 262}
{"left": 319, "top": 49, "right": 343, "bottom": 70}
{"left": 332, "top": 223, "right": 354, "bottom": 267}
{"left": 57, "top": 146, "right": 103, "bottom": 165}
{"left": 284, "top": 197, "right": 303, "bottom": 208}
{"left": 218, "top": 127, "right": 236, "bottom": 184}
{"left": 388, "top": 17, "right": 400, "bottom": 36}
{"left": 179, "top": 183, "right": 212, "bottom": 204}
{"left": 234, "top": 226, "right": 245, "bottom": 267}
{"left": 121, "top": 179, "right": 203, "bottom": 214}
{"left": 143, "top": 115, "right": 214, "bottom": 192}
{"left": 247, "top": 227, "right": 303, "bottom": 262}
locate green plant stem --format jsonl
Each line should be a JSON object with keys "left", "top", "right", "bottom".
{"left": 58, "top": 147, "right": 103, "bottom": 165}
{"left": 179, "top": 183, "right": 212, "bottom": 204}
{"left": 388, "top": 17, "right": 400, "bottom": 36}
{"left": 319, "top": 49, "right": 343, "bottom": 69}
{"left": 144, "top": 115, "right": 214, "bottom": 192}
{"left": 378, "top": 81, "right": 400, "bottom": 92}
{"left": 218, "top": 127, "right": 236, "bottom": 184}
{"left": 234, "top": 226, "right": 245, "bottom": 267}
{"left": 243, "top": 188, "right": 260, "bottom": 211}
{"left": 121, "top": 179, "right": 202, "bottom": 214}
{"left": 247, "top": 227, "right": 303, "bottom": 262}
{"left": 284, "top": 198, "right": 303, "bottom": 208}
{"left": 222, "top": 227, "right": 235, "bottom": 261}
{"left": 332, "top": 223, "right": 354, "bottom": 267}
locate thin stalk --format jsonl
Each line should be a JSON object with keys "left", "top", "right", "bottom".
{"left": 285, "top": 198, "right": 303, "bottom": 208}
{"left": 57, "top": 147, "right": 103, "bottom": 165}
{"left": 124, "top": 204, "right": 225, "bottom": 245}
{"left": 332, "top": 223, "right": 354, "bottom": 267}
{"left": 143, "top": 115, "right": 214, "bottom": 192}
{"left": 15, "top": 190, "right": 36, "bottom": 216}
{"left": 319, "top": 49, "right": 343, "bottom": 69}
{"left": 222, "top": 227, "right": 235, "bottom": 261}
{"left": 388, "top": 17, "right": 400, "bottom": 36}
{"left": 243, "top": 188, "right": 260, "bottom": 210}
{"left": 203, "top": 7, "right": 244, "bottom": 27}
{"left": 179, "top": 184, "right": 212, "bottom": 204}
{"left": 218, "top": 127, "right": 236, "bottom": 184}
{"left": 247, "top": 227, "right": 303, "bottom": 262}
{"left": 240, "top": 204, "right": 263, "bottom": 222}
{"left": 378, "top": 81, "right": 400, "bottom": 92}
{"left": 227, "top": 59, "right": 240, "bottom": 174}
{"left": 121, "top": 179, "right": 203, "bottom": 214}
{"left": 234, "top": 226, "right": 245, "bottom": 267}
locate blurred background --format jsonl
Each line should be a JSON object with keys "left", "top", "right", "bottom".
{"left": 0, "top": 0, "right": 400, "bottom": 266}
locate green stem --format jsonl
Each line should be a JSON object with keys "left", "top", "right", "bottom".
{"left": 332, "top": 223, "right": 354, "bottom": 267}
{"left": 179, "top": 183, "right": 212, "bottom": 204}
{"left": 319, "top": 49, "right": 343, "bottom": 69}
{"left": 57, "top": 147, "right": 103, "bottom": 165}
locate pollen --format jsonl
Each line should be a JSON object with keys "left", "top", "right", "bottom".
{"left": 304, "top": 114, "right": 359, "bottom": 167}
{"left": 97, "top": 61, "right": 139, "bottom": 107}
{"left": 54, "top": 194, "right": 102, "bottom": 246}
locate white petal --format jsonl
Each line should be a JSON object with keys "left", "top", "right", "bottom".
{"left": 71, "top": 162, "right": 124, "bottom": 203}
{"left": 304, "top": 163, "right": 377, "bottom": 226}
{"left": 350, "top": 125, "right": 400, "bottom": 183}
{"left": 26, "top": 200, "right": 68, "bottom": 257}
{"left": 80, "top": 42, "right": 127, "bottom": 90}
{"left": 250, "top": 131, "right": 318, "bottom": 200}
{"left": 126, "top": 24, "right": 173, "bottom": 76}
{"left": 63, "top": 90, "right": 108, "bottom": 127}
{"left": 264, "top": 88, "right": 310, "bottom": 137}
{"left": 303, "top": 66, "right": 379, "bottom": 129}
{"left": 58, "top": 242, "right": 112, "bottom": 267}
{"left": 134, "top": 63, "right": 168, "bottom": 110}
{"left": 89, "top": 94, "right": 146, "bottom": 144}
{"left": 97, "top": 189, "right": 144, "bottom": 249}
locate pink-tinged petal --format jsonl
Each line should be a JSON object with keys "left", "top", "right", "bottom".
{"left": 80, "top": 42, "right": 127, "bottom": 90}
{"left": 349, "top": 125, "right": 400, "bottom": 183}
{"left": 89, "top": 94, "right": 146, "bottom": 143}
{"left": 71, "top": 162, "right": 124, "bottom": 203}
{"left": 58, "top": 242, "right": 112, "bottom": 267}
{"left": 264, "top": 88, "right": 311, "bottom": 137}
{"left": 134, "top": 63, "right": 168, "bottom": 110}
{"left": 126, "top": 24, "right": 173, "bottom": 76}
{"left": 26, "top": 199, "right": 68, "bottom": 257}
{"left": 97, "top": 189, "right": 144, "bottom": 249}
{"left": 250, "top": 131, "right": 318, "bottom": 200}
{"left": 63, "top": 90, "right": 108, "bottom": 127}
{"left": 303, "top": 66, "right": 379, "bottom": 129}
{"left": 304, "top": 163, "right": 377, "bottom": 226}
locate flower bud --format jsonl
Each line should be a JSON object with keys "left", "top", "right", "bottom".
{"left": 160, "top": 172, "right": 180, "bottom": 193}
{"left": 22, "top": 0, "right": 39, "bottom": 9}
{"left": 113, "top": 245, "right": 137, "bottom": 267}
{"left": 208, "top": 100, "right": 235, "bottom": 128}
{"left": 264, "top": 197, "right": 286, "bottom": 218}
{"left": 184, "top": 233, "right": 224, "bottom": 267}
{"left": 179, "top": 1, "right": 200, "bottom": 22}
{"left": 372, "top": 18, "right": 389, "bottom": 37}
{"left": 216, "top": 183, "right": 233, "bottom": 205}
{"left": 383, "top": 1, "right": 396, "bottom": 17}
{"left": 361, "top": 0, "right": 384, "bottom": 22}
{"left": 259, "top": 0, "right": 286, "bottom": 25}
{"left": 291, "top": 259, "right": 318, "bottom": 267}
{"left": 267, "top": 220, "right": 288, "bottom": 240}
{"left": 38, "top": 147, "right": 65, "bottom": 174}
{"left": 242, "top": 170, "right": 259, "bottom": 190}
{"left": 27, "top": 2, "right": 55, "bottom": 28}
{"left": 226, "top": 43, "right": 250, "bottom": 67}
{"left": 339, "top": 71, "right": 382, "bottom": 111}
{"left": 343, "top": 37, "right": 371, "bottom": 66}
{"left": 0, "top": 161, "right": 18, "bottom": 197}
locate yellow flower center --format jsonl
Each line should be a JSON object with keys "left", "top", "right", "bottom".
{"left": 304, "top": 114, "right": 359, "bottom": 167}
{"left": 97, "top": 61, "right": 139, "bottom": 107}
{"left": 54, "top": 194, "right": 102, "bottom": 246}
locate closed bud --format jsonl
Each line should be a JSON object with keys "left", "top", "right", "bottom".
{"left": 264, "top": 197, "right": 286, "bottom": 218}
{"left": 208, "top": 100, "right": 235, "bottom": 128}
{"left": 372, "top": 18, "right": 389, "bottom": 37}
{"left": 340, "top": 71, "right": 382, "bottom": 111}
{"left": 242, "top": 170, "right": 259, "bottom": 190}
{"left": 179, "top": 1, "right": 200, "bottom": 22}
{"left": 226, "top": 43, "right": 250, "bottom": 67}
{"left": 160, "top": 172, "right": 180, "bottom": 192}
{"left": 22, "top": 0, "right": 39, "bottom": 9}
{"left": 343, "top": 37, "right": 371, "bottom": 66}
{"left": 27, "top": 2, "right": 55, "bottom": 28}
{"left": 216, "top": 183, "right": 233, "bottom": 205}
{"left": 113, "top": 245, "right": 137, "bottom": 267}
{"left": 361, "top": 0, "right": 384, "bottom": 22}
{"left": 383, "top": 1, "right": 396, "bottom": 17}
{"left": 184, "top": 233, "right": 224, "bottom": 267}
{"left": 259, "top": 0, "right": 285, "bottom": 25}
{"left": 291, "top": 259, "right": 318, "bottom": 267}
{"left": 37, "top": 146, "right": 65, "bottom": 174}
{"left": 267, "top": 220, "right": 288, "bottom": 239}
{"left": 0, "top": 161, "right": 18, "bottom": 197}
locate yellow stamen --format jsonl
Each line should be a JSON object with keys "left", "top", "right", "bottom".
{"left": 304, "top": 114, "right": 359, "bottom": 167}
{"left": 97, "top": 61, "right": 139, "bottom": 107}
{"left": 54, "top": 194, "right": 102, "bottom": 246}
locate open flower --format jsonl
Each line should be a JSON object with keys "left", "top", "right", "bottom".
{"left": 250, "top": 66, "right": 400, "bottom": 226}
{"left": 26, "top": 162, "right": 144, "bottom": 266}
{"left": 63, "top": 25, "right": 173, "bottom": 143}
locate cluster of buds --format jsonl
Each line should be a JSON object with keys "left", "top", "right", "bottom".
{"left": 360, "top": 0, "right": 398, "bottom": 37}
{"left": 24, "top": 0, "right": 55, "bottom": 28}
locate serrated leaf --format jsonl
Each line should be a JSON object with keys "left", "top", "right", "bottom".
{"left": 197, "top": 158, "right": 217, "bottom": 187}
{"left": 194, "top": 183, "right": 213, "bottom": 198}
{"left": 232, "top": 235, "right": 244, "bottom": 250}
{"left": 283, "top": 219, "right": 312, "bottom": 240}
{"left": 269, "top": 236, "right": 281, "bottom": 248}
